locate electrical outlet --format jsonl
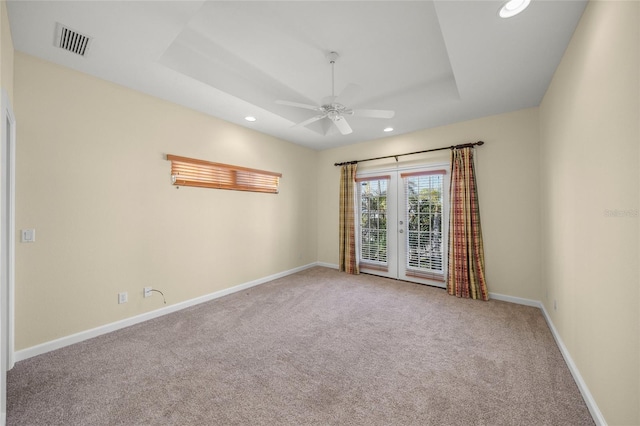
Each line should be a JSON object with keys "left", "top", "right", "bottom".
{"left": 144, "top": 287, "right": 152, "bottom": 298}
{"left": 118, "top": 292, "right": 128, "bottom": 304}
{"left": 21, "top": 229, "right": 36, "bottom": 243}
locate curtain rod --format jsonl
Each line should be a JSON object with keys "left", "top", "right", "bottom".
{"left": 333, "top": 141, "right": 485, "bottom": 167}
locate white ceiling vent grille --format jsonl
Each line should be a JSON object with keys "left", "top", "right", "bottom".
{"left": 55, "top": 23, "right": 92, "bottom": 57}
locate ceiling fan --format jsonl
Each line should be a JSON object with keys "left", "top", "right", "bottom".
{"left": 276, "top": 52, "right": 395, "bottom": 135}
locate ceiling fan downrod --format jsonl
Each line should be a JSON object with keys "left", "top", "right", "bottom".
{"left": 327, "top": 51, "right": 339, "bottom": 100}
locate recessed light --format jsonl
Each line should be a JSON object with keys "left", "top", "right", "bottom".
{"left": 499, "top": 0, "right": 530, "bottom": 18}
{"left": 383, "top": 127, "right": 394, "bottom": 132}
{"left": 244, "top": 116, "right": 257, "bottom": 122}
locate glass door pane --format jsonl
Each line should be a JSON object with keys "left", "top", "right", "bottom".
{"left": 357, "top": 174, "right": 397, "bottom": 279}
{"left": 360, "top": 179, "right": 387, "bottom": 264}
{"left": 399, "top": 171, "right": 448, "bottom": 287}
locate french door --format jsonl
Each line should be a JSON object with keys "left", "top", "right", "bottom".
{"left": 357, "top": 165, "right": 449, "bottom": 287}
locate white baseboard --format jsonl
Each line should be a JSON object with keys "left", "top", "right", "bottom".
{"left": 539, "top": 303, "right": 607, "bottom": 426}
{"left": 14, "top": 263, "right": 318, "bottom": 362}
{"left": 316, "top": 262, "right": 338, "bottom": 269}
{"left": 488, "top": 292, "right": 541, "bottom": 307}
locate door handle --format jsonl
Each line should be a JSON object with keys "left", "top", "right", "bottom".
{"left": 399, "top": 229, "right": 404, "bottom": 233}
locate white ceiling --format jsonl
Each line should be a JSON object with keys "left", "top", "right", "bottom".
{"left": 7, "top": 0, "right": 587, "bottom": 150}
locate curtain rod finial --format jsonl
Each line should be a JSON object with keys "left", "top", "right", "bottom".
{"left": 477, "top": 141, "right": 485, "bottom": 146}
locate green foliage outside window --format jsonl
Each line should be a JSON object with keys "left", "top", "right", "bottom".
{"left": 406, "top": 176, "right": 443, "bottom": 272}
{"left": 358, "top": 174, "right": 444, "bottom": 273}
{"left": 360, "top": 180, "right": 388, "bottom": 263}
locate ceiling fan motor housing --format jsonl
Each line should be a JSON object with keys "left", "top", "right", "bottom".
{"left": 323, "top": 103, "right": 350, "bottom": 121}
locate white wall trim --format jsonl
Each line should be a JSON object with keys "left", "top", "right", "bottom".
{"left": 488, "top": 292, "right": 540, "bottom": 307}
{"left": 316, "top": 262, "right": 338, "bottom": 269}
{"left": 0, "top": 88, "right": 16, "bottom": 369}
{"left": 0, "top": 88, "right": 15, "bottom": 426}
{"left": 14, "top": 263, "right": 318, "bottom": 362}
{"left": 539, "top": 303, "right": 607, "bottom": 426}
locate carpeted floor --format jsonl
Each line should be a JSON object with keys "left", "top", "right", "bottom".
{"left": 7, "top": 267, "right": 594, "bottom": 425}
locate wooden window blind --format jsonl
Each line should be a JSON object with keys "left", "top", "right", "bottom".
{"left": 167, "top": 154, "right": 282, "bottom": 194}
{"left": 399, "top": 169, "right": 447, "bottom": 178}
{"left": 355, "top": 174, "right": 391, "bottom": 183}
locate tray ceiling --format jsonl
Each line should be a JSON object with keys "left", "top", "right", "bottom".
{"left": 7, "top": 0, "right": 587, "bottom": 150}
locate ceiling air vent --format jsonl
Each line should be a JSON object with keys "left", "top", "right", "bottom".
{"left": 54, "top": 23, "right": 92, "bottom": 57}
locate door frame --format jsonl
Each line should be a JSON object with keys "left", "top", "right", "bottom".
{"left": 356, "top": 170, "right": 398, "bottom": 280}
{"left": 0, "top": 88, "right": 16, "bottom": 426}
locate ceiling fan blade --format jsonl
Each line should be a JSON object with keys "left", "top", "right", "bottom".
{"left": 321, "top": 119, "right": 335, "bottom": 136}
{"left": 335, "top": 83, "right": 362, "bottom": 106}
{"left": 276, "top": 100, "right": 321, "bottom": 111}
{"left": 352, "top": 109, "right": 396, "bottom": 119}
{"left": 332, "top": 116, "right": 353, "bottom": 135}
{"left": 293, "top": 114, "right": 326, "bottom": 128}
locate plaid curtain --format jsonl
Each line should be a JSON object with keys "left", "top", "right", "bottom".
{"left": 447, "top": 147, "right": 489, "bottom": 300}
{"left": 339, "top": 164, "right": 359, "bottom": 274}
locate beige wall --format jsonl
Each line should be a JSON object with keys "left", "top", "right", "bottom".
{"left": 14, "top": 52, "right": 318, "bottom": 350}
{"left": 317, "top": 108, "right": 541, "bottom": 301}
{"left": 0, "top": 0, "right": 13, "bottom": 102}
{"left": 539, "top": 1, "right": 639, "bottom": 425}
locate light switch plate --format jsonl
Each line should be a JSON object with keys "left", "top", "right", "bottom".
{"left": 21, "top": 229, "right": 35, "bottom": 243}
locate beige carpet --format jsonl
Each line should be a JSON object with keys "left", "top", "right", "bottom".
{"left": 7, "top": 266, "right": 594, "bottom": 425}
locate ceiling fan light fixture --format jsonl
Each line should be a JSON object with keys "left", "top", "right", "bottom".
{"left": 499, "top": 0, "right": 530, "bottom": 18}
